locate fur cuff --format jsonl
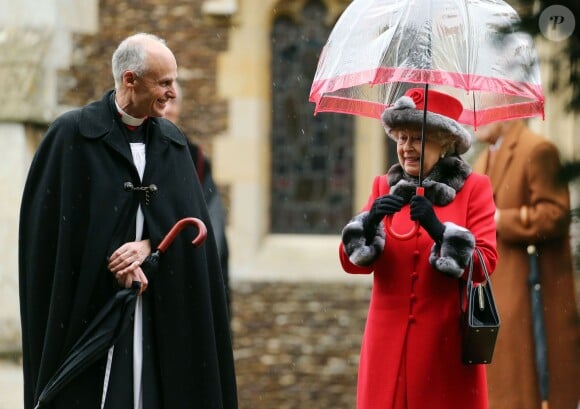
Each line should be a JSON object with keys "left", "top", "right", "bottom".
{"left": 429, "top": 222, "right": 475, "bottom": 278}
{"left": 341, "top": 212, "right": 385, "bottom": 266}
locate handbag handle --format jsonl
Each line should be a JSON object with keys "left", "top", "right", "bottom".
{"left": 467, "top": 248, "right": 492, "bottom": 282}
{"left": 461, "top": 247, "right": 494, "bottom": 312}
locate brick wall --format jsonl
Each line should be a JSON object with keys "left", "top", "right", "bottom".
{"left": 231, "top": 281, "right": 371, "bottom": 409}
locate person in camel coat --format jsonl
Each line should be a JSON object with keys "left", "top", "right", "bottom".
{"left": 340, "top": 87, "right": 498, "bottom": 409}
{"left": 473, "top": 119, "right": 579, "bottom": 409}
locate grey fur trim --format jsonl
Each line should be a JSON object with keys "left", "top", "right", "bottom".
{"left": 387, "top": 156, "right": 472, "bottom": 205}
{"left": 429, "top": 222, "right": 475, "bottom": 278}
{"left": 381, "top": 95, "right": 472, "bottom": 154}
{"left": 341, "top": 212, "right": 385, "bottom": 266}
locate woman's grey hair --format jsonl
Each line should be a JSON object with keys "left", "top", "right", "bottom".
{"left": 430, "top": 130, "right": 457, "bottom": 156}
{"left": 111, "top": 33, "right": 167, "bottom": 89}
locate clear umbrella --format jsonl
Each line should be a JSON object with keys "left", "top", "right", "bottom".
{"left": 309, "top": 0, "right": 544, "bottom": 239}
{"left": 309, "top": 0, "right": 544, "bottom": 126}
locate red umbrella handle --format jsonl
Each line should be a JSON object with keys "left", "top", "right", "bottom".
{"left": 157, "top": 217, "right": 207, "bottom": 253}
{"left": 385, "top": 187, "right": 424, "bottom": 240}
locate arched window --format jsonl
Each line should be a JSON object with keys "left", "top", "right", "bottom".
{"left": 270, "top": 0, "right": 354, "bottom": 234}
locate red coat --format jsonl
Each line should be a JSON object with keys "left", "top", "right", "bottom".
{"left": 340, "top": 172, "right": 497, "bottom": 409}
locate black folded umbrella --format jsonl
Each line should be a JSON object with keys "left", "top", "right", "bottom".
{"left": 34, "top": 217, "right": 207, "bottom": 409}
{"left": 527, "top": 244, "right": 549, "bottom": 409}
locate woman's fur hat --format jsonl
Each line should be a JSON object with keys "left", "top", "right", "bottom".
{"left": 381, "top": 88, "right": 472, "bottom": 154}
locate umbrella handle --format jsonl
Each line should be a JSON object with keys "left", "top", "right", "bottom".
{"left": 157, "top": 217, "right": 207, "bottom": 253}
{"left": 385, "top": 187, "right": 423, "bottom": 241}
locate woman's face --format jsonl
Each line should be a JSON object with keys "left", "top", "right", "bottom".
{"left": 392, "top": 128, "right": 445, "bottom": 177}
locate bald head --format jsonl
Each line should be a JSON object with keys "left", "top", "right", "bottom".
{"left": 112, "top": 33, "right": 173, "bottom": 90}
{"left": 112, "top": 33, "right": 178, "bottom": 118}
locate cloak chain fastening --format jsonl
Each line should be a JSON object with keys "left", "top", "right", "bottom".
{"left": 124, "top": 182, "right": 158, "bottom": 205}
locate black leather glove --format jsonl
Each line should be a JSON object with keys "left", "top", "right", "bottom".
{"left": 409, "top": 195, "right": 445, "bottom": 243}
{"left": 364, "top": 194, "right": 405, "bottom": 242}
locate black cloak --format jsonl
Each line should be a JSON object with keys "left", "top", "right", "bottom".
{"left": 19, "top": 91, "right": 238, "bottom": 409}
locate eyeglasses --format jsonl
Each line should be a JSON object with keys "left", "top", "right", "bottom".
{"left": 396, "top": 134, "right": 422, "bottom": 146}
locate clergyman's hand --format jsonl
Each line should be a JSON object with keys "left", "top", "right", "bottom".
{"left": 108, "top": 239, "right": 152, "bottom": 295}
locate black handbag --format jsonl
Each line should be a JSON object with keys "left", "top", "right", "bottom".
{"left": 460, "top": 247, "right": 500, "bottom": 364}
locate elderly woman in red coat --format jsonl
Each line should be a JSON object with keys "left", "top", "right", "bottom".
{"left": 340, "top": 88, "right": 498, "bottom": 409}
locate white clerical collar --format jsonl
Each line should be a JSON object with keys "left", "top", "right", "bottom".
{"left": 115, "top": 100, "right": 147, "bottom": 127}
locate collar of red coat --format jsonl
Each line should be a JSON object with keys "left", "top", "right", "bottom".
{"left": 387, "top": 156, "right": 472, "bottom": 206}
